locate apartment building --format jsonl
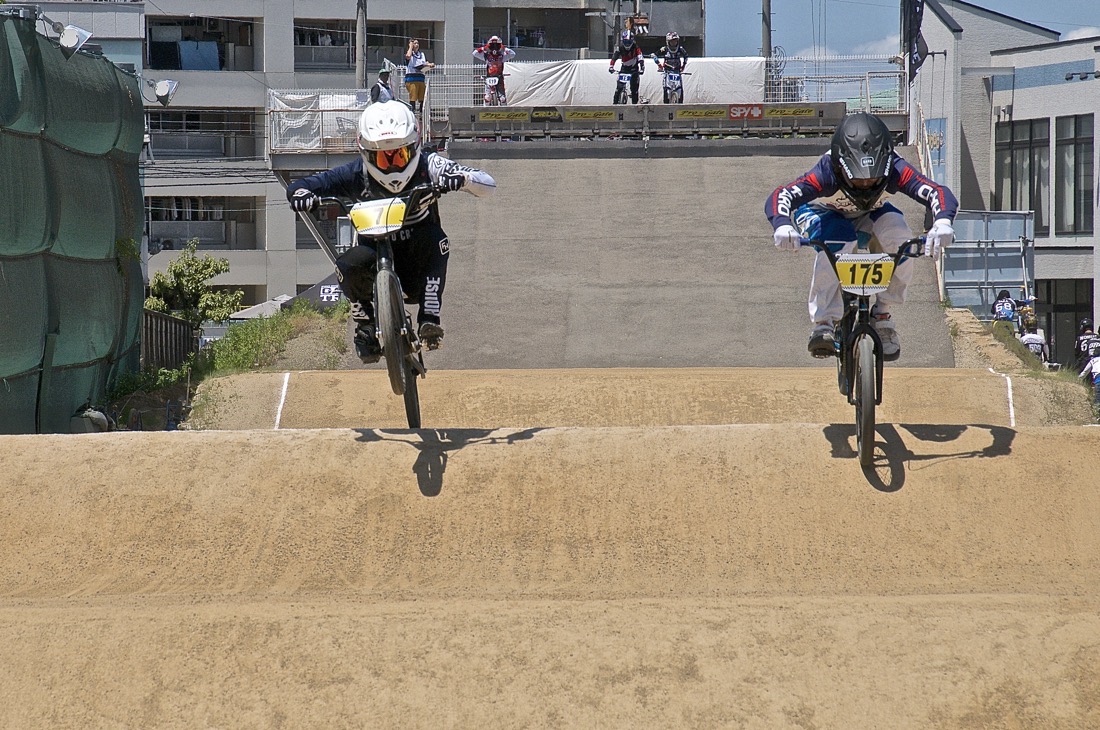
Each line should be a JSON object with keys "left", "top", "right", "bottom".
{"left": 12, "top": 0, "right": 698, "bottom": 306}
{"left": 915, "top": 0, "right": 1099, "bottom": 364}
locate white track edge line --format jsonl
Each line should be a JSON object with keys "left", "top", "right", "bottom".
{"left": 274, "top": 372, "right": 291, "bottom": 430}
{"left": 987, "top": 368, "right": 1016, "bottom": 428}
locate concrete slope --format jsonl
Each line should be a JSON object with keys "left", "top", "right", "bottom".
{"left": 2, "top": 424, "right": 1099, "bottom": 727}
{"left": 193, "top": 368, "right": 1028, "bottom": 431}
{"left": 415, "top": 152, "right": 953, "bottom": 370}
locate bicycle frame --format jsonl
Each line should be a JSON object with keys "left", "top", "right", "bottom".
{"left": 802, "top": 237, "right": 926, "bottom": 405}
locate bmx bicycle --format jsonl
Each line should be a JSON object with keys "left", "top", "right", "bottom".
{"left": 801, "top": 236, "right": 927, "bottom": 466}
{"left": 651, "top": 54, "right": 691, "bottom": 103}
{"left": 318, "top": 183, "right": 446, "bottom": 428}
{"left": 611, "top": 66, "right": 642, "bottom": 105}
{"left": 481, "top": 62, "right": 509, "bottom": 105}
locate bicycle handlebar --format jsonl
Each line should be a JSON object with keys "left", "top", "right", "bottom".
{"left": 316, "top": 182, "right": 446, "bottom": 215}
{"left": 798, "top": 236, "right": 927, "bottom": 267}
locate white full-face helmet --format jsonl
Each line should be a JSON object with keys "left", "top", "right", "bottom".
{"left": 357, "top": 100, "right": 421, "bottom": 193}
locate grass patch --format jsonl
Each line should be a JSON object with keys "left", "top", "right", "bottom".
{"left": 107, "top": 300, "right": 350, "bottom": 427}
{"left": 987, "top": 320, "right": 1046, "bottom": 372}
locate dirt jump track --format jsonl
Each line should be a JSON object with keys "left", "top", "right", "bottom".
{"left": 3, "top": 152, "right": 1099, "bottom": 727}
{"left": 3, "top": 367, "right": 1100, "bottom": 728}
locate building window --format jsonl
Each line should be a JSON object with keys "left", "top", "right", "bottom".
{"left": 994, "top": 119, "right": 1049, "bottom": 235}
{"left": 1055, "top": 114, "right": 1094, "bottom": 236}
{"left": 1035, "top": 278, "right": 1093, "bottom": 366}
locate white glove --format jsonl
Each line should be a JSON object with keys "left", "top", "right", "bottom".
{"left": 289, "top": 188, "right": 319, "bottom": 212}
{"left": 925, "top": 219, "right": 954, "bottom": 260}
{"left": 773, "top": 224, "right": 800, "bottom": 251}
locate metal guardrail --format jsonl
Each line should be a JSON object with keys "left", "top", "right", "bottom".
{"left": 445, "top": 102, "right": 850, "bottom": 141}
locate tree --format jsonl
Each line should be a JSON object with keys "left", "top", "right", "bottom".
{"left": 145, "top": 239, "right": 244, "bottom": 330}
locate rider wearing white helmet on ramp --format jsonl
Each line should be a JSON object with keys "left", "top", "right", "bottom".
{"left": 287, "top": 101, "right": 496, "bottom": 361}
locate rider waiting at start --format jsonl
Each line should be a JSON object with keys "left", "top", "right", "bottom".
{"left": 473, "top": 36, "right": 516, "bottom": 104}
{"left": 609, "top": 30, "right": 645, "bottom": 104}
{"left": 654, "top": 31, "right": 688, "bottom": 103}
{"left": 765, "top": 112, "right": 959, "bottom": 360}
{"left": 287, "top": 101, "right": 496, "bottom": 362}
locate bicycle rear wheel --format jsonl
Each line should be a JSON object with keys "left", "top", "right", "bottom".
{"left": 375, "top": 268, "right": 409, "bottom": 396}
{"left": 854, "top": 334, "right": 877, "bottom": 466}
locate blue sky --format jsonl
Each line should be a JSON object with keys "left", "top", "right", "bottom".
{"left": 705, "top": 0, "right": 1100, "bottom": 57}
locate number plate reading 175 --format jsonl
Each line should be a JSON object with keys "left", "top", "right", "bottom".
{"left": 834, "top": 253, "right": 895, "bottom": 296}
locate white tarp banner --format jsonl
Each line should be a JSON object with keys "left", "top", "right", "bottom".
{"left": 269, "top": 90, "right": 371, "bottom": 151}
{"left": 504, "top": 57, "right": 766, "bottom": 106}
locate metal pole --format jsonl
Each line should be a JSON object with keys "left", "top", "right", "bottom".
{"left": 762, "top": 0, "right": 771, "bottom": 57}
{"left": 356, "top": 0, "right": 367, "bottom": 88}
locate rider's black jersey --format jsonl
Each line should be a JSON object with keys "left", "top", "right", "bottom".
{"left": 656, "top": 45, "right": 688, "bottom": 73}
{"left": 286, "top": 156, "right": 442, "bottom": 226}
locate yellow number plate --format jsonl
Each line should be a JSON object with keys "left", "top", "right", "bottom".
{"left": 348, "top": 198, "right": 407, "bottom": 236}
{"left": 834, "top": 253, "right": 895, "bottom": 296}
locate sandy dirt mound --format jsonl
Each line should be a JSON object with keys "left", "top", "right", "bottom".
{"left": 2, "top": 413, "right": 1100, "bottom": 726}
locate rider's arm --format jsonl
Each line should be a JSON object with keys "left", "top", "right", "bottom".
{"left": 472, "top": 47, "right": 486, "bottom": 62}
{"left": 286, "top": 159, "right": 363, "bottom": 201}
{"left": 890, "top": 156, "right": 959, "bottom": 223}
{"left": 503, "top": 47, "right": 516, "bottom": 62}
{"left": 764, "top": 154, "right": 834, "bottom": 229}
{"left": 427, "top": 154, "right": 496, "bottom": 198}
{"left": 680, "top": 47, "right": 688, "bottom": 70}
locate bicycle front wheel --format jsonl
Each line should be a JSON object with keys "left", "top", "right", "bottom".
{"left": 375, "top": 268, "right": 409, "bottom": 397}
{"left": 854, "top": 335, "right": 877, "bottom": 466}
{"left": 403, "top": 359, "right": 421, "bottom": 428}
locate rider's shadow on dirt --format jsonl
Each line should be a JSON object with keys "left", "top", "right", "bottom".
{"left": 354, "top": 427, "right": 545, "bottom": 497}
{"left": 822, "top": 423, "right": 1016, "bottom": 493}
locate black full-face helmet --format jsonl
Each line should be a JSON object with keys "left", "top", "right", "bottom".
{"left": 1081, "top": 318, "right": 1094, "bottom": 333}
{"left": 830, "top": 112, "right": 894, "bottom": 209}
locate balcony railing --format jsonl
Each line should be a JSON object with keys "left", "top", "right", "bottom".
{"left": 148, "top": 221, "right": 257, "bottom": 252}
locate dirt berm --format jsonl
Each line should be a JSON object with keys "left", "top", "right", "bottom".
{"left": 3, "top": 365, "right": 1100, "bottom": 728}
{"left": 3, "top": 153, "right": 1099, "bottom": 727}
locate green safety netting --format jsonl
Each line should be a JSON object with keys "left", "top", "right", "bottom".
{"left": 0, "top": 15, "right": 144, "bottom": 433}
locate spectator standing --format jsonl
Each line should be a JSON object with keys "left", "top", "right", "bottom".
{"left": 404, "top": 39, "right": 435, "bottom": 113}
{"left": 369, "top": 67, "right": 394, "bottom": 103}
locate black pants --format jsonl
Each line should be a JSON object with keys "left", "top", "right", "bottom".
{"left": 615, "top": 68, "right": 641, "bottom": 104}
{"left": 335, "top": 220, "right": 449, "bottom": 326}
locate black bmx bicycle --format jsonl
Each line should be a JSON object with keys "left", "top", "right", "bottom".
{"left": 801, "top": 237, "right": 926, "bottom": 466}
{"left": 319, "top": 183, "right": 445, "bottom": 428}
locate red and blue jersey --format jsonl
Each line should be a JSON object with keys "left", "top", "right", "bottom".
{"left": 764, "top": 152, "right": 958, "bottom": 229}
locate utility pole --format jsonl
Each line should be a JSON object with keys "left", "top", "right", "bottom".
{"left": 356, "top": 0, "right": 367, "bottom": 88}
{"left": 762, "top": 0, "right": 772, "bottom": 101}
{"left": 762, "top": 0, "right": 772, "bottom": 58}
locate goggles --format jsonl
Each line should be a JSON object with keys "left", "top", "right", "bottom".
{"left": 368, "top": 143, "right": 416, "bottom": 173}
{"left": 849, "top": 176, "right": 884, "bottom": 190}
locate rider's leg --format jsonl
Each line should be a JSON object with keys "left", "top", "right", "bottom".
{"left": 498, "top": 77, "right": 507, "bottom": 105}
{"left": 865, "top": 206, "right": 914, "bottom": 359}
{"left": 397, "top": 223, "right": 450, "bottom": 349}
{"left": 630, "top": 70, "right": 641, "bottom": 104}
{"left": 796, "top": 206, "right": 857, "bottom": 357}
{"left": 335, "top": 245, "right": 382, "bottom": 362}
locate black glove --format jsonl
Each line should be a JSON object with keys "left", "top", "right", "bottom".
{"left": 440, "top": 171, "right": 465, "bottom": 192}
{"left": 289, "top": 188, "right": 319, "bottom": 212}
{"left": 608, "top": 67, "right": 615, "bottom": 74}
